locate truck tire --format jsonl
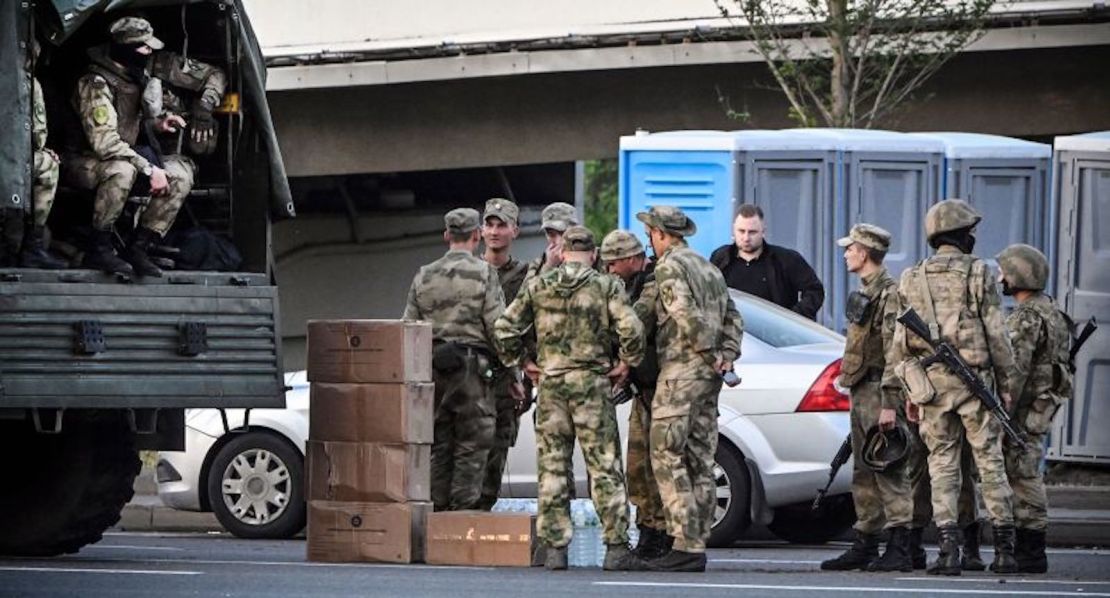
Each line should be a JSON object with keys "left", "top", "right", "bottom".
{"left": 0, "top": 411, "right": 140, "bottom": 556}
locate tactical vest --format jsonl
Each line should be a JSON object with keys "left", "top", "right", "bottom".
{"left": 628, "top": 268, "right": 660, "bottom": 389}
{"left": 86, "top": 57, "right": 144, "bottom": 147}
{"left": 902, "top": 253, "right": 991, "bottom": 368}
{"left": 1017, "top": 299, "right": 1073, "bottom": 406}
{"left": 840, "top": 273, "right": 895, "bottom": 388}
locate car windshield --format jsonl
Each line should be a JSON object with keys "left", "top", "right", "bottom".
{"left": 732, "top": 291, "right": 842, "bottom": 348}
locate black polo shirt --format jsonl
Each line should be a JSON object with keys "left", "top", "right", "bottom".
{"left": 723, "top": 248, "right": 772, "bottom": 301}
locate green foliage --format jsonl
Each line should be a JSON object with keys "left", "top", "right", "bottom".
{"left": 584, "top": 159, "right": 618, "bottom": 241}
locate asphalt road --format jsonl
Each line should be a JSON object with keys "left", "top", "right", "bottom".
{"left": 1, "top": 532, "right": 1108, "bottom": 598}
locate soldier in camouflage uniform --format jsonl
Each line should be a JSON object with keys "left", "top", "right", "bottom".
{"left": 146, "top": 51, "right": 227, "bottom": 156}
{"left": 637, "top": 206, "right": 743, "bottom": 572}
{"left": 11, "top": 38, "right": 66, "bottom": 269}
{"left": 821, "top": 224, "right": 914, "bottom": 572}
{"left": 523, "top": 202, "right": 580, "bottom": 284}
{"left": 908, "top": 437, "right": 984, "bottom": 570}
{"left": 63, "top": 17, "right": 197, "bottom": 277}
{"left": 494, "top": 226, "right": 644, "bottom": 572}
{"left": 601, "top": 229, "right": 669, "bottom": 559}
{"left": 886, "top": 199, "right": 1019, "bottom": 576}
{"left": 998, "top": 243, "right": 1072, "bottom": 574}
{"left": 403, "top": 208, "right": 504, "bottom": 511}
{"left": 476, "top": 198, "right": 528, "bottom": 511}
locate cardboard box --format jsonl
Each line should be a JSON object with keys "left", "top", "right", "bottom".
{"left": 307, "top": 440, "right": 430, "bottom": 503}
{"left": 425, "top": 511, "right": 537, "bottom": 567}
{"left": 307, "top": 320, "right": 432, "bottom": 383}
{"left": 309, "top": 382, "right": 433, "bottom": 443}
{"left": 307, "top": 501, "right": 430, "bottom": 563}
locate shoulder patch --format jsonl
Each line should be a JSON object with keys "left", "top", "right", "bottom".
{"left": 92, "top": 105, "right": 110, "bottom": 126}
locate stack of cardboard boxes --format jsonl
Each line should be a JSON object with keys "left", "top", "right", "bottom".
{"left": 304, "top": 320, "right": 434, "bottom": 564}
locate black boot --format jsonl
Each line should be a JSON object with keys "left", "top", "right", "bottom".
{"left": 646, "top": 549, "right": 707, "bottom": 572}
{"left": 989, "top": 524, "right": 1019, "bottom": 574}
{"left": 927, "top": 524, "right": 962, "bottom": 576}
{"left": 821, "top": 532, "right": 880, "bottom": 571}
{"left": 909, "top": 527, "right": 927, "bottom": 570}
{"left": 603, "top": 543, "right": 649, "bottom": 571}
{"left": 20, "top": 225, "right": 67, "bottom": 269}
{"left": 868, "top": 527, "right": 913, "bottom": 572}
{"left": 961, "top": 521, "right": 986, "bottom": 571}
{"left": 122, "top": 227, "right": 163, "bottom": 277}
{"left": 544, "top": 545, "right": 568, "bottom": 571}
{"left": 531, "top": 542, "right": 547, "bottom": 567}
{"left": 633, "top": 526, "right": 672, "bottom": 560}
{"left": 0, "top": 208, "right": 24, "bottom": 267}
{"left": 1016, "top": 528, "right": 1048, "bottom": 574}
{"left": 82, "top": 229, "right": 133, "bottom": 275}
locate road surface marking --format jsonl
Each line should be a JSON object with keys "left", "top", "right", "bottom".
{"left": 593, "top": 581, "right": 1110, "bottom": 596}
{"left": 0, "top": 566, "right": 200, "bottom": 576}
{"left": 85, "top": 545, "right": 183, "bottom": 552}
{"left": 895, "top": 577, "right": 1110, "bottom": 586}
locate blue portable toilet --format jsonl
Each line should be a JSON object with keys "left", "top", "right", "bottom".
{"left": 907, "top": 132, "right": 1053, "bottom": 288}
{"left": 1047, "top": 131, "right": 1110, "bottom": 464}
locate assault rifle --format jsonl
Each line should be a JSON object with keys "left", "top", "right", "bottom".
{"left": 812, "top": 434, "right": 852, "bottom": 512}
{"left": 897, "top": 308, "right": 1027, "bottom": 449}
{"left": 1068, "top": 316, "right": 1098, "bottom": 373}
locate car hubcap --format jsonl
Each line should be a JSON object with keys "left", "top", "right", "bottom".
{"left": 221, "top": 448, "right": 291, "bottom": 526}
{"left": 713, "top": 462, "right": 731, "bottom": 528}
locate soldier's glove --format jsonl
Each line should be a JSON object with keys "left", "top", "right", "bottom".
{"left": 190, "top": 105, "right": 217, "bottom": 145}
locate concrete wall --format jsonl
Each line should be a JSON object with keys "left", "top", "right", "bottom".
{"left": 269, "top": 46, "right": 1110, "bottom": 177}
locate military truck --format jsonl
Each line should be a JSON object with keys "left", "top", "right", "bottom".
{"left": 0, "top": 0, "right": 294, "bottom": 555}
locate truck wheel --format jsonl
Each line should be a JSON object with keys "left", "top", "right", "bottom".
{"left": 0, "top": 411, "right": 140, "bottom": 556}
{"left": 207, "top": 431, "right": 305, "bottom": 539}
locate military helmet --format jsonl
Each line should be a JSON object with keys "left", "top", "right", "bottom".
{"left": 862, "top": 422, "right": 911, "bottom": 473}
{"left": 924, "top": 199, "right": 981, "bottom": 240}
{"left": 996, "top": 243, "right": 1049, "bottom": 291}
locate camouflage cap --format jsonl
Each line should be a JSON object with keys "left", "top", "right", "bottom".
{"left": 444, "top": 207, "right": 481, "bottom": 235}
{"left": 483, "top": 197, "right": 519, "bottom": 226}
{"left": 600, "top": 229, "right": 644, "bottom": 261}
{"left": 837, "top": 223, "right": 892, "bottom": 252}
{"left": 562, "top": 225, "right": 596, "bottom": 252}
{"left": 109, "top": 17, "right": 164, "bottom": 50}
{"left": 925, "top": 198, "right": 981, "bottom": 239}
{"left": 996, "top": 243, "right": 1049, "bottom": 291}
{"left": 635, "top": 205, "right": 697, "bottom": 237}
{"left": 541, "top": 202, "right": 579, "bottom": 232}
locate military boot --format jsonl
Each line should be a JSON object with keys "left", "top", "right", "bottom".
{"left": 20, "top": 225, "right": 67, "bottom": 269}
{"left": 868, "top": 527, "right": 913, "bottom": 572}
{"left": 632, "top": 526, "right": 672, "bottom": 560}
{"left": 531, "top": 542, "right": 547, "bottom": 567}
{"left": 646, "top": 549, "right": 707, "bottom": 573}
{"left": 1015, "top": 528, "right": 1048, "bottom": 574}
{"left": 0, "top": 208, "right": 24, "bottom": 267}
{"left": 544, "top": 545, "right": 568, "bottom": 571}
{"left": 122, "top": 227, "right": 163, "bottom": 277}
{"left": 927, "top": 524, "right": 962, "bottom": 576}
{"left": 603, "top": 543, "right": 648, "bottom": 571}
{"left": 820, "top": 532, "right": 880, "bottom": 571}
{"left": 989, "top": 524, "right": 1019, "bottom": 574}
{"left": 961, "top": 521, "right": 986, "bottom": 571}
{"left": 82, "top": 229, "right": 133, "bottom": 275}
{"left": 909, "top": 527, "right": 928, "bottom": 570}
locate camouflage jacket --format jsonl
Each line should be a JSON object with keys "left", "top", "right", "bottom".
{"left": 487, "top": 255, "right": 528, "bottom": 306}
{"left": 402, "top": 248, "right": 505, "bottom": 352}
{"left": 625, "top": 264, "right": 660, "bottom": 389}
{"left": 653, "top": 241, "right": 743, "bottom": 380}
{"left": 1006, "top": 294, "right": 1072, "bottom": 431}
{"left": 841, "top": 268, "right": 901, "bottom": 408}
{"left": 73, "top": 46, "right": 153, "bottom": 173}
{"left": 150, "top": 52, "right": 227, "bottom": 115}
{"left": 494, "top": 260, "right": 643, "bottom": 377}
{"left": 885, "top": 246, "right": 1015, "bottom": 401}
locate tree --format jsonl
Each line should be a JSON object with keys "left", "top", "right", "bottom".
{"left": 717, "top": 0, "right": 996, "bottom": 128}
{"left": 583, "top": 159, "right": 618, "bottom": 241}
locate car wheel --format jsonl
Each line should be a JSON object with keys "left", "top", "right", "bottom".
{"left": 207, "top": 431, "right": 306, "bottom": 539}
{"left": 767, "top": 493, "right": 856, "bottom": 544}
{"left": 707, "top": 441, "right": 751, "bottom": 548}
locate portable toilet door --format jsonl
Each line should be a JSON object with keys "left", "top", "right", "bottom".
{"left": 737, "top": 130, "right": 840, "bottom": 326}
{"left": 909, "top": 132, "right": 1053, "bottom": 295}
{"left": 1047, "top": 132, "right": 1110, "bottom": 464}
{"left": 619, "top": 131, "right": 741, "bottom": 258}
{"left": 788, "top": 129, "right": 944, "bottom": 333}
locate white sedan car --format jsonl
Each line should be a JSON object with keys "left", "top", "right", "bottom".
{"left": 157, "top": 291, "right": 854, "bottom": 544}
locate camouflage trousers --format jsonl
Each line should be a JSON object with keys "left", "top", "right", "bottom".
{"left": 63, "top": 153, "right": 195, "bottom": 235}
{"left": 919, "top": 390, "right": 1014, "bottom": 527}
{"left": 627, "top": 387, "right": 665, "bottom": 531}
{"left": 849, "top": 380, "right": 913, "bottom": 534}
{"left": 908, "top": 422, "right": 979, "bottom": 528}
{"left": 1005, "top": 398, "right": 1056, "bottom": 531}
{"left": 431, "top": 353, "right": 496, "bottom": 511}
{"left": 651, "top": 377, "right": 722, "bottom": 553}
{"left": 534, "top": 370, "right": 629, "bottom": 548}
{"left": 476, "top": 368, "right": 520, "bottom": 511}
{"left": 32, "top": 149, "right": 58, "bottom": 227}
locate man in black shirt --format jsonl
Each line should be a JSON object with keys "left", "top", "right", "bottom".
{"left": 709, "top": 204, "right": 825, "bottom": 320}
